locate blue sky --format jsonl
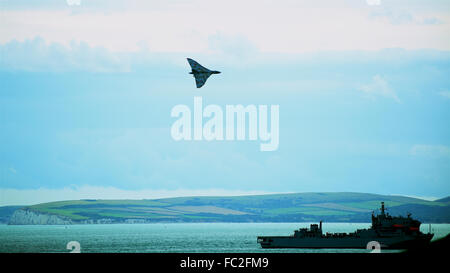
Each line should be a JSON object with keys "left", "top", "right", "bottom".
{"left": 0, "top": 0, "right": 449, "bottom": 205}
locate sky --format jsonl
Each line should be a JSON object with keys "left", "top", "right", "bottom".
{"left": 0, "top": 0, "right": 449, "bottom": 205}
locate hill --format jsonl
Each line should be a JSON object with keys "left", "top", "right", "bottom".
{"left": 0, "top": 206, "right": 24, "bottom": 224}
{"left": 434, "top": 196, "right": 450, "bottom": 203}
{"left": 7, "top": 192, "right": 450, "bottom": 224}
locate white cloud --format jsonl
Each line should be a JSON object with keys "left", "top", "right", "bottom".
{"left": 358, "top": 75, "right": 400, "bottom": 103}
{"left": 438, "top": 90, "right": 450, "bottom": 99}
{"left": 410, "top": 144, "right": 450, "bottom": 158}
{"left": 0, "top": 37, "right": 131, "bottom": 72}
{"left": 66, "top": 0, "right": 81, "bottom": 6}
{"left": 366, "top": 0, "right": 381, "bottom": 6}
{"left": 207, "top": 32, "right": 258, "bottom": 59}
{"left": 368, "top": 3, "right": 445, "bottom": 26}
{"left": 0, "top": 1, "right": 449, "bottom": 53}
{"left": 0, "top": 186, "right": 277, "bottom": 206}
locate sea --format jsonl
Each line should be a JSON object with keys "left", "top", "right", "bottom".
{"left": 0, "top": 223, "right": 448, "bottom": 253}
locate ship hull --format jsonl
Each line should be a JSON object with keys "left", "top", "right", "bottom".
{"left": 257, "top": 233, "right": 433, "bottom": 249}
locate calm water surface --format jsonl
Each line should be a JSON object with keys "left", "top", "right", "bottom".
{"left": 0, "top": 223, "right": 448, "bottom": 253}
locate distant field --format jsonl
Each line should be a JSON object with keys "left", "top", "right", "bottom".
{"left": 4, "top": 192, "right": 450, "bottom": 224}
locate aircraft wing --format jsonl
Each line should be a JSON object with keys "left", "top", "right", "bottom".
{"left": 193, "top": 72, "right": 212, "bottom": 88}
{"left": 187, "top": 58, "right": 211, "bottom": 73}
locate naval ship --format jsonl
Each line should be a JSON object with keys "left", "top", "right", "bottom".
{"left": 257, "top": 202, "right": 433, "bottom": 249}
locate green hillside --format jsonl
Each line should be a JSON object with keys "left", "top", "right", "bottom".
{"left": 8, "top": 192, "right": 450, "bottom": 224}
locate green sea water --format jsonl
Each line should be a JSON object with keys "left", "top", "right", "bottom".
{"left": 0, "top": 223, "right": 448, "bottom": 253}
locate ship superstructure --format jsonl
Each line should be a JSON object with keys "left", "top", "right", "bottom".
{"left": 257, "top": 202, "right": 433, "bottom": 249}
